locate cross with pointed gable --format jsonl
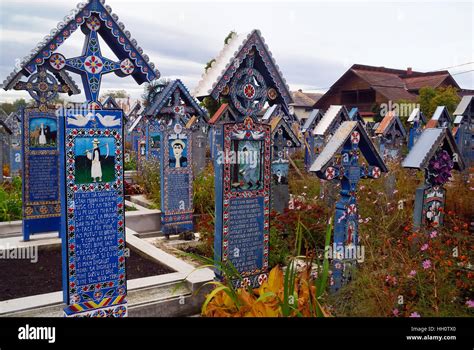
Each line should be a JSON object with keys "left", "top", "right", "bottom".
{"left": 310, "top": 121, "right": 387, "bottom": 292}
{"left": 48, "top": 15, "right": 135, "bottom": 107}
{"left": 160, "top": 89, "right": 196, "bottom": 125}
{"left": 13, "top": 67, "right": 75, "bottom": 111}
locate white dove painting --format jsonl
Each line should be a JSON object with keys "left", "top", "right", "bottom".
{"left": 67, "top": 113, "right": 93, "bottom": 127}
{"left": 96, "top": 113, "right": 121, "bottom": 127}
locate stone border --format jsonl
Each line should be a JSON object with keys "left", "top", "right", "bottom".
{"left": 0, "top": 228, "right": 214, "bottom": 317}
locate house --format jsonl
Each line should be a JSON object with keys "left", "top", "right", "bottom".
{"left": 289, "top": 89, "right": 323, "bottom": 123}
{"left": 314, "top": 64, "right": 471, "bottom": 122}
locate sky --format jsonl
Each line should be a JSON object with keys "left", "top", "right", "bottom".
{"left": 0, "top": 0, "right": 473, "bottom": 103}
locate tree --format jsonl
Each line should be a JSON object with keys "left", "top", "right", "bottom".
{"left": 418, "top": 86, "right": 460, "bottom": 118}
{"left": 142, "top": 78, "right": 170, "bottom": 107}
{"left": 0, "top": 99, "right": 28, "bottom": 115}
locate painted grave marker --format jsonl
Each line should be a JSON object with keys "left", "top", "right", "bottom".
{"left": 143, "top": 79, "right": 207, "bottom": 234}
{"left": 310, "top": 121, "right": 387, "bottom": 292}
{"left": 269, "top": 114, "right": 301, "bottom": 213}
{"left": 194, "top": 30, "right": 292, "bottom": 287}
{"left": 301, "top": 109, "right": 323, "bottom": 170}
{"left": 312, "top": 105, "right": 350, "bottom": 159}
{"left": 374, "top": 111, "right": 407, "bottom": 160}
{"left": 1, "top": 0, "right": 161, "bottom": 316}
{"left": 402, "top": 127, "right": 465, "bottom": 230}
{"left": 3, "top": 65, "right": 78, "bottom": 240}
{"left": 407, "top": 108, "right": 426, "bottom": 151}
{"left": 453, "top": 96, "right": 473, "bottom": 167}
{"left": 60, "top": 108, "right": 128, "bottom": 317}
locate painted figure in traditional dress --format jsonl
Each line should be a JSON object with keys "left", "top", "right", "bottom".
{"left": 170, "top": 139, "right": 187, "bottom": 168}
{"left": 87, "top": 138, "right": 102, "bottom": 182}
{"left": 39, "top": 123, "right": 47, "bottom": 145}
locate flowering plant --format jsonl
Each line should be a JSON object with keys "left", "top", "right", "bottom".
{"left": 426, "top": 150, "right": 454, "bottom": 186}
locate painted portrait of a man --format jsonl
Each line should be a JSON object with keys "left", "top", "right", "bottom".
{"left": 169, "top": 138, "right": 188, "bottom": 168}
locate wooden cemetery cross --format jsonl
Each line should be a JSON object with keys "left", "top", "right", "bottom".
{"left": 402, "top": 128, "right": 465, "bottom": 230}
{"left": 144, "top": 80, "right": 207, "bottom": 236}
{"left": 194, "top": 30, "right": 293, "bottom": 288}
{"left": 1, "top": 0, "right": 160, "bottom": 317}
{"left": 374, "top": 111, "right": 407, "bottom": 160}
{"left": 269, "top": 115, "right": 301, "bottom": 213}
{"left": 310, "top": 121, "right": 387, "bottom": 292}
{"left": 426, "top": 106, "right": 453, "bottom": 129}
{"left": 312, "top": 105, "right": 350, "bottom": 160}
{"left": 0, "top": 121, "right": 9, "bottom": 183}
{"left": 407, "top": 108, "right": 426, "bottom": 151}
{"left": 453, "top": 96, "right": 473, "bottom": 168}
{"left": 4, "top": 65, "right": 79, "bottom": 240}
{"left": 301, "top": 109, "right": 323, "bottom": 170}
{"left": 1, "top": 112, "right": 22, "bottom": 177}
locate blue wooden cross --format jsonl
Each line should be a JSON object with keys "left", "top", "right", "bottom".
{"left": 49, "top": 15, "right": 135, "bottom": 107}
{"left": 310, "top": 121, "right": 387, "bottom": 292}
{"left": 323, "top": 130, "right": 382, "bottom": 291}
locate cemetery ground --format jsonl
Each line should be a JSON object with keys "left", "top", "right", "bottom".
{"left": 0, "top": 150, "right": 473, "bottom": 317}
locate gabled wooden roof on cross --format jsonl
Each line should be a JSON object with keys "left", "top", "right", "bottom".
{"left": 269, "top": 116, "right": 301, "bottom": 149}
{"left": 302, "top": 109, "right": 323, "bottom": 133}
{"left": 402, "top": 127, "right": 465, "bottom": 171}
{"left": 310, "top": 121, "right": 387, "bottom": 176}
{"left": 313, "top": 105, "right": 350, "bottom": 137}
{"left": 193, "top": 30, "right": 292, "bottom": 118}
{"left": 2, "top": 0, "right": 160, "bottom": 103}
{"left": 375, "top": 111, "right": 407, "bottom": 138}
{"left": 407, "top": 107, "right": 427, "bottom": 124}
{"left": 426, "top": 106, "right": 452, "bottom": 128}
{"left": 208, "top": 103, "right": 238, "bottom": 125}
{"left": 144, "top": 79, "right": 206, "bottom": 122}
{"left": 348, "top": 107, "right": 365, "bottom": 124}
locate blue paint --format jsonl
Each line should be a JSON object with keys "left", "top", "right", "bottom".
{"left": 59, "top": 109, "right": 128, "bottom": 317}
{"left": 22, "top": 108, "right": 60, "bottom": 241}
{"left": 160, "top": 121, "right": 194, "bottom": 235}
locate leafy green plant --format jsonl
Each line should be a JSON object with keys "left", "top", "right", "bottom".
{"left": 134, "top": 159, "right": 160, "bottom": 208}
{"left": 0, "top": 177, "right": 22, "bottom": 222}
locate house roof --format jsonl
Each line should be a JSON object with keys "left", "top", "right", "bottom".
{"left": 2, "top": 0, "right": 159, "bottom": 91}
{"left": 314, "top": 64, "right": 461, "bottom": 108}
{"left": 193, "top": 30, "right": 292, "bottom": 106}
{"left": 313, "top": 105, "right": 349, "bottom": 136}
{"left": 402, "top": 127, "right": 465, "bottom": 171}
{"left": 453, "top": 95, "right": 473, "bottom": 116}
{"left": 309, "top": 121, "right": 387, "bottom": 174}
{"left": 290, "top": 90, "right": 322, "bottom": 107}
{"left": 375, "top": 111, "right": 406, "bottom": 137}
{"left": 301, "top": 109, "right": 323, "bottom": 133}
